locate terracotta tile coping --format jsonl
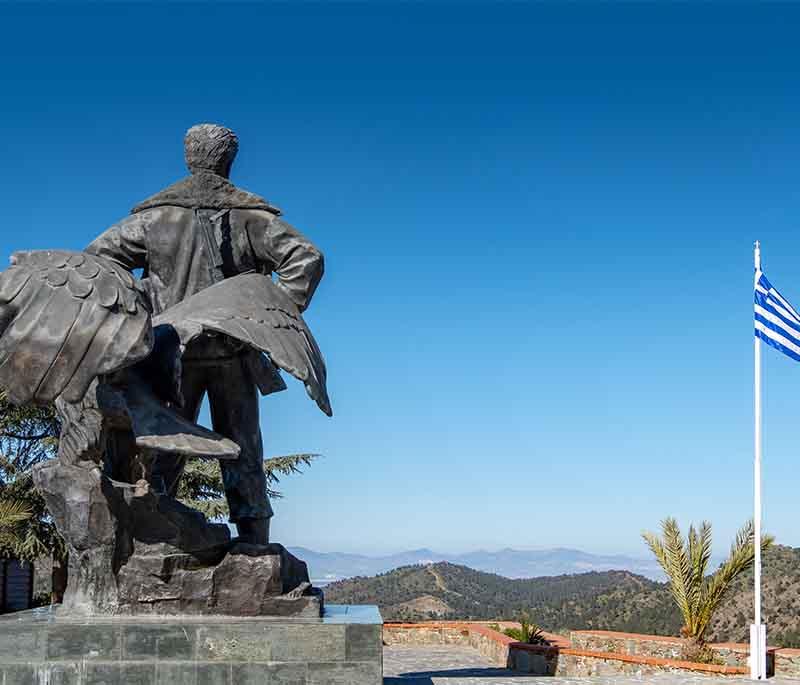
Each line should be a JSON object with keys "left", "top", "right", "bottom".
{"left": 383, "top": 623, "right": 748, "bottom": 675}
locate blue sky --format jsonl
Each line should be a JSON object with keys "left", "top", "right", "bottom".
{"left": 1, "top": 3, "right": 799, "bottom": 559}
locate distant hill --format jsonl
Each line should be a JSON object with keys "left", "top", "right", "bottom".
{"left": 324, "top": 545, "right": 800, "bottom": 648}
{"left": 706, "top": 545, "right": 800, "bottom": 647}
{"left": 325, "top": 561, "right": 680, "bottom": 634}
{"left": 290, "top": 546, "right": 665, "bottom": 585}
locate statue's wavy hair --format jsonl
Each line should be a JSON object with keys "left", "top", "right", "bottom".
{"left": 184, "top": 123, "right": 239, "bottom": 177}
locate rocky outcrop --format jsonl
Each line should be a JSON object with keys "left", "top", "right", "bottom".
{"left": 33, "top": 460, "right": 321, "bottom": 617}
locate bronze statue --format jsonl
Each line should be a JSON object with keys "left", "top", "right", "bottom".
{"left": 87, "top": 124, "right": 327, "bottom": 546}
{"left": 0, "top": 125, "right": 331, "bottom": 616}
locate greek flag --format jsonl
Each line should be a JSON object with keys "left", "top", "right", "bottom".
{"left": 754, "top": 270, "right": 800, "bottom": 361}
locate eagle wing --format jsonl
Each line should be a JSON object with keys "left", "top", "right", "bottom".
{"left": 153, "top": 273, "right": 331, "bottom": 416}
{"left": 0, "top": 250, "right": 153, "bottom": 405}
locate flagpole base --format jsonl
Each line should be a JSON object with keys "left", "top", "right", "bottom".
{"left": 750, "top": 623, "right": 768, "bottom": 680}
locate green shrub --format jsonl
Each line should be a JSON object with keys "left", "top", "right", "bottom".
{"left": 503, "top": 611, "right": 549, "bottom": 645}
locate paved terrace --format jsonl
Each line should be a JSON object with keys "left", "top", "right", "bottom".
{"left": 384, "top": 645, "right": 800, "bottom": 684}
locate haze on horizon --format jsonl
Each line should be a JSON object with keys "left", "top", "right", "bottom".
{"left": 2, "top": 3, "right": 799, "bottom": 559}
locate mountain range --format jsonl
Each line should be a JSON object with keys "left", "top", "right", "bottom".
{"left": 289, "top": 546, "right": 666, "bottom": 585}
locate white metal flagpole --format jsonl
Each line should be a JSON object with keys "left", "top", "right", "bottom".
{"left": 751, "top": 240, "right": 767, "bottom": 680}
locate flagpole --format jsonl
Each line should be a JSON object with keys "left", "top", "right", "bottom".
{"left": 751, "top": 240, "right": 766, "bottom": 680}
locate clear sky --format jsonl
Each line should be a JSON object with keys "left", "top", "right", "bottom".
{"left": 1, "top": 3, "right": 799, "bottom": 559}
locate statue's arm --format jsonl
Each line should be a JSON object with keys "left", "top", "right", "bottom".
{"left": 249, "top": 214, "right": 324, "bottom": 312}
{"left": 85, "top": 213, "right": 149, "bottom": 271}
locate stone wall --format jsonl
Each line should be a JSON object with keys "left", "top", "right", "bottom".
{"left": 384, "top": 623, "right": 800, "bottom": 677}
{"left": 775, "top": 648, "right": 800, "bottom": 678}
{"left": 571, "top": 630, "right": 684, "bottom": 660}
{"left": 384, "top": 623, "right": 752, "bottom": 677}
{"left": 572, "top": 630, "right": 759, "bottom": 669}
{"left": 383, "top": 623, "right": 513, "bottom": 666}
{"left": 571, "top": 630, "right": 782, "bottom": 675}
{"left": 508, "top": 641, "right": 748, "bottom": 677}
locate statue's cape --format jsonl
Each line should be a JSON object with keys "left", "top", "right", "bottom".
{"left": 131, "top": 172, "right": 282, "bottom": 215}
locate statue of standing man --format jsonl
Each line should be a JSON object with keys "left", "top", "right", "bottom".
{"left": 86, "top": 124, "right": 325, "bottom": 545}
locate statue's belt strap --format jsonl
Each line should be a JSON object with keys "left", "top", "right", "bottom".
{"left": 195, "top": 208, "right": 227, "bottom": 283}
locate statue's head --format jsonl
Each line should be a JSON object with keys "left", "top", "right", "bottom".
{"left": 184, "top": 123, "right": 239, "bottom": 178}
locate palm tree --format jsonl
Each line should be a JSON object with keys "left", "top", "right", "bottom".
{"left": 0, "top": 498, "right": 33, "bottom": 551}
{"left": 643, "top": 517, "right": 773, "bottom": 656}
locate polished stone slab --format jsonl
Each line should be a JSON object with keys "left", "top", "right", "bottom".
{"left": 0, "top": 605, "right": 383, "bottom": 684}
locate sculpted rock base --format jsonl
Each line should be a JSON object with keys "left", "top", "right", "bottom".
{"left": 33, "top": 460, "right": 322, "bottom": 617}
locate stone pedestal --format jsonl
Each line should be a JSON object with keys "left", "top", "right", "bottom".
{"left": 0, "top": 604, "right": 382, "bottom": 684}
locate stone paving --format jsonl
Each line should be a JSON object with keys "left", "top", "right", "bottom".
{"left": 383, "top": 645, "right": 800, "bottom": 684}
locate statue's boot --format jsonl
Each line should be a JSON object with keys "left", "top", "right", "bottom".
{"left": 236, "top": 517, "right": 270, "bottom": 545}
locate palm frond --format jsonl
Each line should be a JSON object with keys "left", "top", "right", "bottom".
{"left": 645, "top": 518, "right": 695, "bottom": 634}
{"left": 0, "top": 498, "right": 32, "bottom": 529}
{"left": 0, "top": 498, "right": 33, "bottom": 557}
{"left": 696, "top": 521, "right": 774, "bottom": 641}
{"left": 688, "top": 521, "right": 713, "bottom": 628}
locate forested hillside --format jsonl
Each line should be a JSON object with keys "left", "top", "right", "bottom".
{"left": 325, "top": 561, "right": 681, "bottom": 634}
{"left": 325, "top": 545, "right": 800, "bottom": 647}
{"left": 706, "top": 545, "right": 800, "bottom": 648}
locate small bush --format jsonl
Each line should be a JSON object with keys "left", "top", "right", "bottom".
{"left": 502, "top": 611, "right": 549, "bottom": 645}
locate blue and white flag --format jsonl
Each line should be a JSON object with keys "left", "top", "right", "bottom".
{"left": 754, "top": 270, "right": 800, "bottom": 361}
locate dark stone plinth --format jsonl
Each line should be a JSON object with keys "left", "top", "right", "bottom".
{"left": 0, "top": 604, "right": 382, "bottom": 684}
